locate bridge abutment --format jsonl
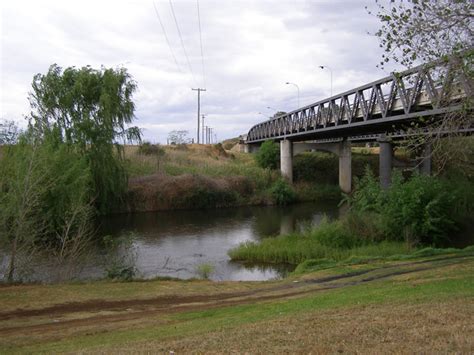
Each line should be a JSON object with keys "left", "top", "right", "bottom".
{"left": 378, "top": 136, "right": 393, "bottom": 189}
{"left": 280, "top": 139, "right": 293, "bottom": 182}
{"left": 338, "top": 139, "right": 352, "bottom": 193}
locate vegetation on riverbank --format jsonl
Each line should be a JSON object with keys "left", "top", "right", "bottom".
{"left": 230, "top": 167, "right": 474, "bottom": 266}
{"left": 1, "top": 251, "right": 472, "bottom": 353}
{"left": 122, "top": 143, "right": 347, "bottom": 212}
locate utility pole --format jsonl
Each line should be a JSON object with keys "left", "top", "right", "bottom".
{"left": 201, "top": 114, "right": 206, "bottom": 144}
{"left": 205, "top": 125, "right": 208, "bottom": 144}
{"left": 192, "top": 88, "right": 206, "bottom": 144}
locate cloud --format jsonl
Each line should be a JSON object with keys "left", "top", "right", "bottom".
{"left": 1, "top": 0, "right": 401, "bottom": 143}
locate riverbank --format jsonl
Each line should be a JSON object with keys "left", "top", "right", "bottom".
{"left": 121, "top": 143, "right": 387, "bottom": 212}
{"left": 1, "top": 250, "right": 473, "bottom": 353}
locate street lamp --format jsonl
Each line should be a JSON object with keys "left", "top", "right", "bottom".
{"left": 285, "top": 82, "right": 300, "bottom": 108}
{"left": 319, "top": 66, "right": 333, "bottom": 97}
{"left": 266, "top": 106, "right": 279, "bottom": 112}
{"left": 258, "top": 112, "right": 270, "bottom": 119}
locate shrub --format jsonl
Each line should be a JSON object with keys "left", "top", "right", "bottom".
{"left": 382, "top": 173, "right": 456, "bottom": 245}
{"left": 255, "top": 140, "right": 279, "bottom": 169}
{"left": 308, "top": 217, "right": 361, "bottom": 249}
{"left": 195, "top": 263, "right": 214, "bottom": 279}
{"left": 138, "top": 141, "right": 165, "bottom": 156}
{"left": 294, "top": 152, "right": 338, "bottom": 184}
{"left": 270, "top": 179, "right": 296, "bottom": 205}
{"left": 349, "top": 169, "right": 458, "bottom": 246}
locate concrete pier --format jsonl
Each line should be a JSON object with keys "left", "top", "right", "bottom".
{"left": 338, "top": 139, "right": 352, "bottom": 193}
{"left": 420, "top": 142, "right": 432, "bottom": 175}
{"left": 280, "top": 139, "right": 293, "bottom": 182}
{"left": 379, "top": 136, "right": 393, "bottom": 189}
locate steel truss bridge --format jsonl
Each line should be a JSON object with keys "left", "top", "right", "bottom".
{"left": 246, "top": 54, "right": 473, "bottom": 144}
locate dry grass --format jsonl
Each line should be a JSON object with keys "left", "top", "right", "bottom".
{"left": 126, "top": 299, "right": 473, "bottom": 354}
{"left": 121, "top": 144, "right": 277, "bottom": 212}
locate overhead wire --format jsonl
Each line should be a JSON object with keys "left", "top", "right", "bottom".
{"left": 168, "top": 0, "right": 197, "bottom": 86}
{"left": 196, "top": 0, "right": 206, "bottom": 88}
{"left": 152, "top": 0, "right": 182, "bottom": 74}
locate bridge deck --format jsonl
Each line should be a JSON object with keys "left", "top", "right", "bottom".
{"left": 247, "top": 54, "right": 472, "bottom": 143}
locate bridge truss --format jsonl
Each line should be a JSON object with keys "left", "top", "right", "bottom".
{"left": 247, "top": 54, "right": 473, "bottom": 143}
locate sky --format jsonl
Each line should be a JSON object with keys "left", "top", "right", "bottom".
{"left": 1, "top": 0, "right": 401, "bottom": 143}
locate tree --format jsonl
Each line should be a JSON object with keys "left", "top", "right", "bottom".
{"left": 0, "top": 132, "right": 93, "bottom": 282}
{"left": 28, "top": 64, "right": 142, "bottom": 213}
{"left": 0, "top": 120, "right": 20, "bottom": 145}
{"left": 255, "top": 140, "right": 280, "bottom": 169}
{"left": 168, "top": 130, "right": 192, "bottom": 145}
{"left": 370, "top": 0, "right": 473, "bottom": 68}
{"left": 370, "top": 0, "right": 474, "bottom": 175}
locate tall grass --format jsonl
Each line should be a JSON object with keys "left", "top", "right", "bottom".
{"left": 228, "top": 218, "right": 414, "bottom": 265}
{"left": 125, "top": 145, "right": 278, "bottom": 190}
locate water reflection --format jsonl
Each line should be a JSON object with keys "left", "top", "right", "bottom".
{"left": 0, "top": 202, "right": 340, "bottom": 282}
{"left": 99, "top": 202, "right": 339, "bottom": 281}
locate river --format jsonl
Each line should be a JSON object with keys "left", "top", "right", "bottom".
{"left": 0, "top": 201, "right": 341, "bottom": 282}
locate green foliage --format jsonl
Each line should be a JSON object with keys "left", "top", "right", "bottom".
{"left": 294, "top": 152, "right": 338, "bottom": 184}
{"left": 350, "top": 169, "right": 458, "bottom": 246}
{"left": 294, "top": 183, "right": 341, "bottom": 202}
{"left": 255, "top": 140, "right": 279, "bottom": 169}
{"left": 270, "top": 179, "right": 296, "bottom": 205}
{"left": 28, "top": 64, "right": 141, "bottom": 213}
{"left": 293, "top": 152, "right": 378, "bottom": 184}
{"left": 0, "top": 132, "right": 93, "bottom": 281}
{"left": 195, "top": 263, "right": 214, "bottom": 279}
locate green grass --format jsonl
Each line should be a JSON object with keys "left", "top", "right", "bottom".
{"left": 8, "top": 257, "right": 474, "bottom": 353}
{"left": 229, "top": 237, "right": 413, "bottom": 265}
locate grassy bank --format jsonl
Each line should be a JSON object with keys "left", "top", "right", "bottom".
{"left": 1, "top": 251, "right": 473, "bottom": 353}
{"left": 122, "top": 144, "right": 351, "bottom": 212}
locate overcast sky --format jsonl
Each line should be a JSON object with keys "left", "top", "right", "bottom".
{"left": 1, "top": 0, "right": 401, "bottom": 143}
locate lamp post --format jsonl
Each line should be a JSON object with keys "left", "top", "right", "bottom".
{"left": 319, "top": 66, "right": 333, "bottom": 97}
{"left": 285, "top": 82, "right": 300, "bottom": 108}
{"left": 266, "top": 106, "right": 279, "bottom": 112}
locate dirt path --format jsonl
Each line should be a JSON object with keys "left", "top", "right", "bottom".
{"left": 0, "top": 254, "right": 471, "bottom": 338}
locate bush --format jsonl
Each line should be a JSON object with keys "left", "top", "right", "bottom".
{"left": 255, "top": 140, "right": 279, "bottom": 169}
{"left": 270, "top": 179, "right": 296, "bottom": 205}
{"left": 195, "top": 263, "right": 214, "bottom": 279}
{"left": 350, "top": 169, "right": 458, "bottom": 246}
{"left": 308, "top": 217, "right": 361, "bottom": 249}
{"left": 138, "top": 141, "right": 166, "bottom": 156}
{"left": 294, "top": 152, "right": 338, "bottom": 184}
{"left": 179, "top": 187, "right": 239, "bottom": 209}
{"left": 293, "top": 152, "right": 378, "bottom": 184}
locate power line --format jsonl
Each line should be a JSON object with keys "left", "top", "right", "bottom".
{"left": 196, "top": 0, "right": 206, "bottom": 88}
{"left": 152, "top": 0, "right": 182, "bottom": 73}
{"left": 169, "top": 0, "right": 197, "bottom": 86}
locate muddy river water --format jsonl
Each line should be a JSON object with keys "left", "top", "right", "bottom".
{"left": 0, "top": 201, "right": 342, "bottom": 282}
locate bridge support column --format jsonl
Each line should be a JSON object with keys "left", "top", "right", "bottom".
{"left": 378, "top": 136, "right": 393, "bottom": 189}
{"left": 280, "top": 139, "right": 293, "bottom": 183}
{"left": 419, "top": 142, "right": 432, "bottom": 175}
{"left": 338, "top": 139, "right": 352, "bottom": 193}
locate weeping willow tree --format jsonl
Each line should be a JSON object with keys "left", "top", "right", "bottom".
{"left": 28, "top": 64, "right": 142, "bottom": 213}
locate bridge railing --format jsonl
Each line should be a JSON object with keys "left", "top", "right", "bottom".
{"left": 247, "top": 52, "right": 472, "bottom": 143}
